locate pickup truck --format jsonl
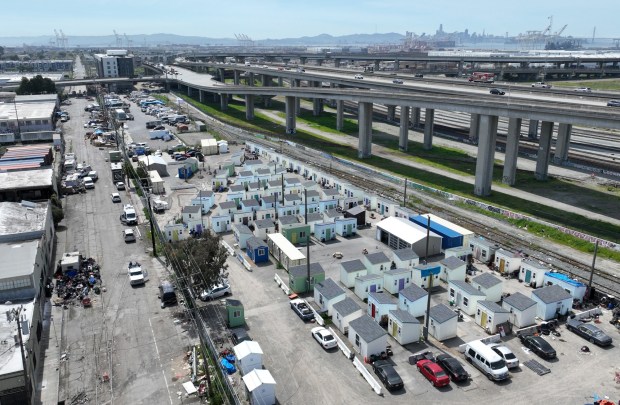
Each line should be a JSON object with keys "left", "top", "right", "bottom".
{"left": 128, "top": 262, "right": 146, "bottom": 285}
{"left": 531, "top": 82, "right": 552, "bottom": 89}
{"left": 290, "top": 298, "right": 315, "bottom": 321}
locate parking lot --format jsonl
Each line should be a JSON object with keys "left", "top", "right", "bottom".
{"left": 87, "top": 90, "right": 620, "bottom": 404}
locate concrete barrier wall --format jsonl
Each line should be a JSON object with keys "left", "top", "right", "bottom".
{"left": 352, "top": 357, "right": 383, "bottom": 396}
{"left": 573, "top": 307, "right": 603, "bottom": 321}
{"left": 329, "top": 326, "right": 353, "bottom": 360}
{"left": 274, "top": 273, "right": 291, "bottom": 295}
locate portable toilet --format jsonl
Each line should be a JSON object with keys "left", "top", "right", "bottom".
{"left": 226, "top": 299, "right": 245, "bottom": 327}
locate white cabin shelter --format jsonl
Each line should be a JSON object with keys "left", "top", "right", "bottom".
{"left": 428, "top": 304, "right": 458, "bottom": 341}
{"left": 163, "top": 223, "right": 190, "bottom": 242}
{"left": 314, "top": 221, "right": 336, "bottom": 242}
{"left": 332, "top": 297, "right": 364, "bottom": 335}
{"left": 494, "top": 248, "right": 522, "bottom": 275}
{"left": 210, "top": 214, "right": 231, "bottom": 233}
{"left": 376, "top": 217, "right": 442, "bottom": 257}
{"left": 531, "top": 284, "right": 573, "bottom": 321}
{"left": 439, "top": 256, "right": 467, "bottom": 283}
{"left": 233, "top": 223, "right": 254, "bottom": 249}
{"left": 376, "top": 197, "right": 396, "bottom": 216}
{"left": 313, "top": 278, "right": 346, "bottom": 316}
{"left": 234, "top": 340, "right": 264, "bottom": 375}
{"left": 266, "top": 233, "right": 307, "bottom": 271}
{"left": 398, "top": 283, "right": 428, "bottom": 317}
{"left": 543, "top": 272, "right": 587, "bottom": 303}
{"left": 502, "top": 292, "right": 537, "bottom": 328}
{"left": 469, "top": 237, "right": 499, "bottom": 264}
{"left": 471, "top": 272, "right": 503, "bottom": 303}
{"left": 334, "top": 217, "right": 357, "bottom": 237}
{"left": 367, "top": 292, "right": 398, "bottom": 325}
{"left": 354, "top": 274, "right": 384, "bottom": 301}
{"left": 340, "top": 259, "right": 368, "bottom": 288}
{"left": 253, "top": 219, "right": 276, "bottom": 240}
{"left": 475, "top": 301, "right": 510, "bottom": 334}
{"left": 519, "top": 258, "right": 549, "bottom": 288}
{"left": 447, "top": 280, "right": 486, "bottom": 316}
{"left": 362, "top": 251, "right": 391, "bottom": 275}
{"left": 243, "top": 369, "right": 276, "bottom": 405}
{"left": 181, "top": 205, "right": 203, "bottom": 232}
{"left": 393, "top": 205, "right": 417, "bottom": 221}
{"left": 391, "top": 248, "right": 419, "bottom": 270}
{"left": 412, "top": 264, "right": 441, "bottom": 289}
{"left": 191, "top": 191, "right": 215, "bottom": 214}
{"left": 388, "top": 310, "right": 421, "bottom": 345}
{"left": 383, "top": 268, "right": 412, "bottom": 295}
{"left": 218, "top": 200, "right": 238, "bottom": 217}
{"left": 444, "top": 246, "right": 471, "bottom": 263}
{"left": 347, "top": 315, "right": 388, "bottom": 358}
{"left": 255, "top": 208, "right": 276, "bottom": 221}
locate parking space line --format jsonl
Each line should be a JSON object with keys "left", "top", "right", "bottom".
{"left": 149, "top": 317, "right": 173, "bottom": 405}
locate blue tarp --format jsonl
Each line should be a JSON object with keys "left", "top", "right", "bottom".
{"left": 220, "top": 358, "right": 236, "bottom": 374}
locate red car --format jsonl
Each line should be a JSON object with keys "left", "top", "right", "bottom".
{"left": 417, "top": 359, "right": 450, "bottom": 387}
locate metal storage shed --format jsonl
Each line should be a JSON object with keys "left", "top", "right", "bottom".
{"left": 388, "top": 309, "right": 421, "bottom": 345}
{"left": 347, "top": 315, "right": 388, "bottom": 358}
{"left": 428, "top": 304, "right": 458, "bottom": 341}
{"left": 411, "top": 214, "right": 464, "bottom": 250}
{"left": 340, "top": 259, "right": 368, "bottom": 288}
{"left": 375, "top": 217, "right": 442, "bottom": 257}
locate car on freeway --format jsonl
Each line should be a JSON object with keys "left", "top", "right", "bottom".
{"left": 311, "top": 327, "right": 337, "bottom": 350}
{"left": 200, "top": 283, "right": 231, "bottom": 301}
{"left": 392, "top": 78, "right": 404, "bottom": 84}
{"left": 607, "top": 99, "right": 620, "bottom": 107}
{"left": 489, "top": 88, "right": 505, "bottom": 95}
{"left": 435, "top": 354, "right": 469, "bottom": 383}
{"left": 230, "top": 328, "right": 252, "bottom": 345}
{"left": 574, "top": 87, "right": 592, "bottom": 93}
{"left": 532, "top": 82, "right": 552, "bottom": 88}
{"left": 290, "top": 298, "right": 315, "bottom": 321}
{"left": 372, "top": 360, "right": 404, "bottom": 391}
{"left": 116, "top": 182, "right": 126, "bottom": 190}
{"left": 417, "top": 359, "right": 450, "bottom": 387}
{"left": 414, "top": 74, "right": 424, "bottom": 78}
{"left": 111, "top": 192, "right": 121, "bottom": 203}
{"left": 488, "top": 344, "right": 519, "bottom": 369}
{"left": 519, "top": 335, "right": 557, "bottom": 359}
{"left": 354, "top": 74, "right": 364, "bottom": 80}
{"left": 566, "top": 318, "right": 613, "bottom": 346}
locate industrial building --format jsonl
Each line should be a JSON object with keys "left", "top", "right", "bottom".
{"left": 375, "top": 216, "right": 442, "bottom": 257}
{"left": 0, "top": 94, "right": 58, "bottom": 144}
{"left": 411, "top": 213, "right": 473, "bottom": 250}
{"left": 94, "top": 49, "right": 135, "bottom": 78}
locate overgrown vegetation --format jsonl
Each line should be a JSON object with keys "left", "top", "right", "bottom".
{"left": 165, "top": 237, "right": 229, "bottom": 290}
{"left": 50, "top": 193, "right": 64, "bottom": 227}
{"left": 16, "top": 75, "right": 57, "bottom": 95}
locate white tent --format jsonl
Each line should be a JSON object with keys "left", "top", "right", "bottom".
{"left": 233, "top": 340, "right": 264, "bottom": 375}
{"left": 243, "top": 369, "right": 276, "bottom": 405}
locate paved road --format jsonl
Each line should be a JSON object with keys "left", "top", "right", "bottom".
{"left": 45, "top": 96, "right": 199, "bottom": 405}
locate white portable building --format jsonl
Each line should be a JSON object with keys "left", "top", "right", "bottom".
{"left": 471, "top": 272, "right": 503, "bottom": 303}
{"left": 388, "top": 310, "right": 421, "bottom": 345}
{"left": 332, "top": 297, "right": 364, "bottom": 335}
{"left": 398, "top": 283, "right": 428, "bottom": 318}
{"left": 531, "top": 284, "right": 573, "bottom": 321}
{"left": 502, "top": 292, "right": 537, "bottom": 328}
{"left": 428, "top": 304, "right": 458, "bottom": 341}
{"left": 383, "top": 268, "right": 412, "bottom": 295}
{"left": 439, "top": 256, "right": 467, "bottom": 283}
{"left": 475, "top": 300, "right": 510, "bottom": 334}
{"left": 519, "top": 258, "right": 549, "bottom": 288}
{"left": 348, "top": 315, "right": 388, "bottom": 359}
{"left": 494, "top": 248, "right": 522, "bottom": 275}
{"left": 340, "top": 259, "right": 368, "bottom": 288}
{"left": 313, "top": 278, "right": 346, "bottom": 316}
{"left": 243, "top": 369, "right": 276, "bottom": 405}
{"left": 234, "top": 340, "right": 263, "bottom": 375}
{"left": 354, "top": 274, "right": 383, "bottom": 301}
{"left": 367, "top": 292, "right": 398, "bottom": 325}
{"left": 447, "top": 280, "right": 485, "bottom": 316}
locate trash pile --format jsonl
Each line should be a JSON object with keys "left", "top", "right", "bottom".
{"left": 53, "top": 257, "right": 103, "bottom": 307}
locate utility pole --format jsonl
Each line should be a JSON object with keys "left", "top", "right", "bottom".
{"left": 305, "top": 189, "right": 311, "bottom": 291}
{"left": 403, "top": 178, "right": 408, "bottom": 207}
{"left": 8, "top": 306, "right": 30, "bottom": 403}
{"left": 148, "top": 194, "right": 157, "bottom": 257}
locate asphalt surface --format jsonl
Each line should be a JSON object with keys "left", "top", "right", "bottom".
{"left": 42, "top": 93, "right": 200, "bottom": 405}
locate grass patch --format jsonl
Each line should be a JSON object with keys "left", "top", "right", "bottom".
{"left": 551, "top": 79, "right": 620, "bottom": 91}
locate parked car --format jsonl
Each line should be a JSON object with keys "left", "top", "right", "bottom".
{"left": 354, "top": 74, "right": 364, "bottom": 80}
{"left": 489, "top": 88, "right": 505, "bottom": 95}
{"left": 200, "top": 283, "right": 231, "bottom": 301}
{"left": 488, "top": 344, "right": 519, "bottom": 369}
{"left": 392, "top": 78, "right": 404, "bottom": 84}
{"left": 116, "top": 182, "right": 126, "bottom": 190}
{"left": 607, "top": 99, "right": 620, "bottom": 107}
{"left": 519, "top": 335, "right": 556, "bottom": 359}
{"left": 372, "top": 360, "right": 404, "bottom": 391}
{"left": 566, "top": 318, "right": 612, "bottom": 346}
{"left": 111, "top": 193, "right": 121, "bottom": 203}
{"left": 311, "top": 327, "right": 337, "bottom": 350}
{"left": 414, "top": 74, "right": 424, "bottom": 78}
{"left": 417, "top": 359, "right": 450, "bottom": 387}
{"left": 123, "top": 228, "right": 136, "bottom": 243}
{"left": 435, "top": 354, "right": 469, "bottom": 382}
{"left": 290, "top": 298, "right": 314, "bottom": 321}
{"left": 158, "top": 281, "right": 177, "bottom": 308}
{"left": 230, "top": 328, "right": 252, "bottom": 345}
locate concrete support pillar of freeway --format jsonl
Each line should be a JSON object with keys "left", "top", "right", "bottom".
{"left": 358, "top": 102, "right": 373, "bottom": 158}
{"left": 399, "top": 106, "right": 410, "bottom": 151}
{"left": 502, "top": 118, "right": 522, "bottom": 186}
{"left": 387, "top": 105, "right": 396, "bottom": 121}
{"left": 285, "top": 96, "right": 296, "bottom": 134}
{"left": 473, "top": 115, "right": 499, "bottom": 196}
{"left": 423, "top": 108, "right": 435, "bottom": 150}
{"left": 245, "top": 95, "right": 254, "bottom": 120}
{"left": 220, "top": 94, "right": 228, "bottom": 111}
{"left": 553, "top": 123, "right": 572, "bottom": 164}
{"left": 336, "top": 100, "right": 344, "bottom": 131}
{"left": 535, "top": 121, "right": 555, "bottom": 180}
{"left": 469, "top": 113, "right": 480, "bottom": 142}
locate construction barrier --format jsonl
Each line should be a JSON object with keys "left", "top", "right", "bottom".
{"left": 573, "top": 307, "right": 603, "bottom": 321}
{"left": 273, "top": 273, "right": 291, "bottom": 295}
{"left": 352, "top": 356, "right": 383, "bottom": 396}
{"left": 329, "top": 326, "right": 353, "bottom": 360}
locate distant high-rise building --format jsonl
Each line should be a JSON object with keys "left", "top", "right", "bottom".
{"left": 93, "top": 50, "right": 134, "bottom": 78}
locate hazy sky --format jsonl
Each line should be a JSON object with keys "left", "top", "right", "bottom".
{"left": 3, "top": 0, "right": 619, "bottom": 39}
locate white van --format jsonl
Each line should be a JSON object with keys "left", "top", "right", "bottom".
{"left": 87, "top": 171, "right": 98, "bottom": 181}
{"left": 464, "top": 340, "right": 509, "bottom": 381}
{"left": 83, "top": 177, "right": 95, "bottom": 189}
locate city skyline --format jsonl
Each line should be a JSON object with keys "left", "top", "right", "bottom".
{"left": 2, "top": 0, "right": 620, "bottom": 40}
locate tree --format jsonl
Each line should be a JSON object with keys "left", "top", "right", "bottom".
{"left": 166, "top": 236, "right": 229, "bottom": 290}
{"left": 16, "top": 75, "right": 57, "bottom": 95}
